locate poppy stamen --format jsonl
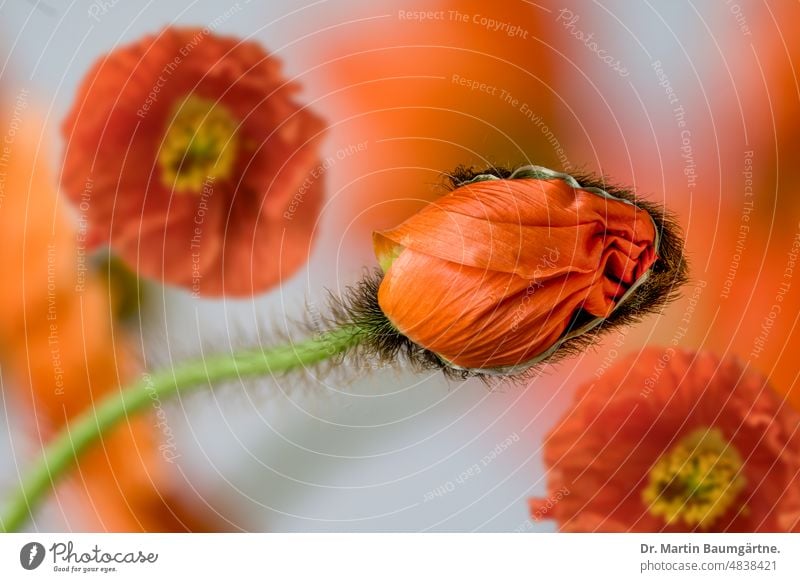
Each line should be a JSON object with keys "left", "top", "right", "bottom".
{"left": 158, "top": 94, "right": 239, "bottom": 192}
{"left": 643, "top": 427, "right": 746, "bottom": 529}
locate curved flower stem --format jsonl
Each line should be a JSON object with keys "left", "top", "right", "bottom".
{"left": 0, "top": 324, "right": 363, "bottom": 532}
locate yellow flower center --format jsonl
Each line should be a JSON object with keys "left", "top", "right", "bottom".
{"left": 158, "top": 94, "right": 239, "bottom": 193}
{"left": 642, "top": 427, "right": 746, "bottom": 529}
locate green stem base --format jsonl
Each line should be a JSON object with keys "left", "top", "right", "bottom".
{"left": 0, "top": 325, "right": 362, "bottom": 532}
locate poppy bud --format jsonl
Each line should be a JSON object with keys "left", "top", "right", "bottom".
{"left": 362, "top": 165, "right": 687, "bottom": 377}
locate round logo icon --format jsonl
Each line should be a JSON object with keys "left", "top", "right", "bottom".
{"left": 19, "top": 542, "right": 46, "bottom": 570}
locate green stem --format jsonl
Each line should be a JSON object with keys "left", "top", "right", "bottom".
{"left": 0, "top": 324, "right": 363, "bottom": 532}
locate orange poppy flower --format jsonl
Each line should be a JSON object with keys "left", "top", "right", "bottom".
{"left": 530, "top": 349, "right": 800, "bottom": 532}
{"left": 61, "top": 27, "right": 325, "bottom": 296}
{"left": 0, "top": 104, "right": 222, "bottom": 531}
{"left": 373, "top": 167, "right": 678, "bottom": 374}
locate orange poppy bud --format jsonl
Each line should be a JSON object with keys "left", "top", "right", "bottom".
{"left": 369, "top": 166, "right": 687, "bottom": 375}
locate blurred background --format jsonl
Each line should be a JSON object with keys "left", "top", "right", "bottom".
{"left": 0, "top": 0, "right": 798, "bottom": 531}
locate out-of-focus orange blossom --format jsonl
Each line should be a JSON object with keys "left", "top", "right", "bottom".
{"left": 298, "top": 1, "right": 564, "bottom": 258}
{"left": 0, "top": 103, "right": 222, "bottom": 531}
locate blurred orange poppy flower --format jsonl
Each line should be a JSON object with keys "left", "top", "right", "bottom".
{"left": 62, "top": 27, "right": 325, "bottom": 296}
{"left": 0, "top": 104, "right": 221, "bottom": 531}
{"left": 530, "top": 349, "right": 800, "bottom": 532}
{"left": 293, "top": 0, "right": 566, "bottom": 257}
{"left": 374, "top": 168, "right": 659, "bottom": 372}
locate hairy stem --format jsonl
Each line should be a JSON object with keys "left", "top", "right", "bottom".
{"left": 0, "top": 325, "right": 363, "bottom": 532}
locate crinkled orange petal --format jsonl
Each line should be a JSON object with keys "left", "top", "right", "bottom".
{"left": 375, "top": 178, "right": 656, "bottom": 369}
